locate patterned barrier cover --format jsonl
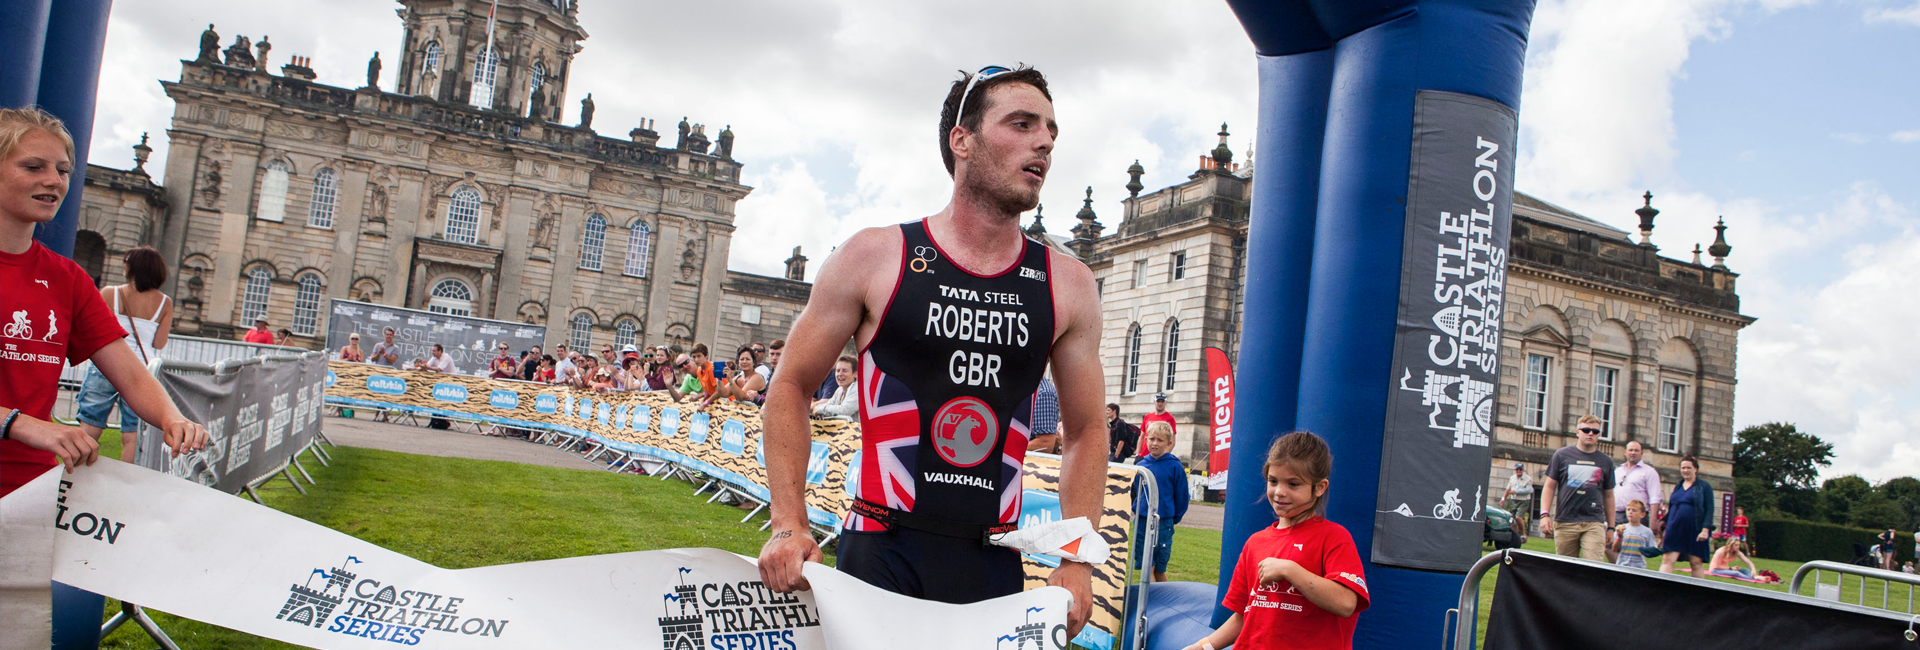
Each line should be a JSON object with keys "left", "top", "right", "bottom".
{"left": 323, "top": 360, "right": 1145, "bottom": 649}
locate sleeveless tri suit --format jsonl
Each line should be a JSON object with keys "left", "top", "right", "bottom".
{"left": 836, "top": 219, "right": 1055, "bottom": 603}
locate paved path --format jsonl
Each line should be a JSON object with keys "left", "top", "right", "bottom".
{"left": 1180, "top": 503, "right": 1224, "bottom": 531}
{"left": 322, "top": 412, "right": 604, "bottom": 472}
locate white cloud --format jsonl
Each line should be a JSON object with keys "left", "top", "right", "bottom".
{"left": 1865, "top": 0, "right": 1920, "bottom": 25}
{"left": 1517, "top": 0, "right": 1920, "bottom": 482}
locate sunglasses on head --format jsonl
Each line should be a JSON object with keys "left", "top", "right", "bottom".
{"left": 955, "top": 65, "right": 1013, "bottom": 127}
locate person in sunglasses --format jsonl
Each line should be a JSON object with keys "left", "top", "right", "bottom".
{"left": 1539, "top": 414, "right": 1617, "bottom": 561}
{"left": 756, "top": 65, "right": 1103, "bottom": 637}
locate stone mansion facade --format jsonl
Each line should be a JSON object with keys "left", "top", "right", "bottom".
{"left": 1050, "top": 126, "right": 1753, "bottom": 496}
{"left": 76, "top": 0, "right": 808, "bottom": 359}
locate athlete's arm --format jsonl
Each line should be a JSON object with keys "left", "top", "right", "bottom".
{"left": 1044, "top": 250, "right": 1107, "bottom": 637}
{"left": 758, "top": 226, "right": 895, "bottom": 593}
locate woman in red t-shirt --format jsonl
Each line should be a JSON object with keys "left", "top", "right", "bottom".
{"left": 1184, "top": 431, "right": 1369, "bottom": 650}
{"left": 0, "top": 109, "right": 208, "bottom": 497}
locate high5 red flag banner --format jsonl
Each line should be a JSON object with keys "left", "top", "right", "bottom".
{"left": 1204, "top": 347, "right": 1234, "bottom": 491}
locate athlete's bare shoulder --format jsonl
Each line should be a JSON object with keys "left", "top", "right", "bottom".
{"left": 1044, "top": 247, "right": 1101, "bottom": 335}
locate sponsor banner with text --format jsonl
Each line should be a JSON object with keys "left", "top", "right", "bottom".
{"left": 1373, "top": 90, "right": 1516, "bottom": 572}
{"left": 1203, "top": 347, "right": 1234, "bottom": 491}
{"left": 2, "top": 462, "right": 1072, "bottom": 650}
{"left": 138, "top": 353, "right": 330, "bottom": 491}
{"left": 326, "top": 299, "right": 546, "bottom": 375}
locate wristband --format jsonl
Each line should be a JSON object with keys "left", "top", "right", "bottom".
{"left": 1, "top": 408, "right": 19, "bottom": 441}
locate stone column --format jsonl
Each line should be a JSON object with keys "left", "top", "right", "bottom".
{"left": 385, "top": 171, "right": 427, "bottom": 308}
{"left": 208, "top": 141, "right": 263, "bottom": 328}
{"left": 410, "top": 262, "right": 429, "bottom": 310}
{"left": 693, "top": 223, "right": 733, "bottom": 347}
{"left": 157, "top": 131, "right": 203, "bottom": 298}
{"left": 328, "top": 163, "right": 371, "bottom": 301}
{"left": 544, "top": 202, "right": 586, "bottom": 348}
{"left": 493, "top": 188, "right": 537, "bottom": 320}
{"left": 479, "top": 271, "right": 495, "bottom": 318}
{"left": 643, "top": 220, "right": 681, "bottom": 345}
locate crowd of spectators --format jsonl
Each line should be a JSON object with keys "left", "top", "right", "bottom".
{"left": 332, "top": 334, "right": 865, "bottom": 421}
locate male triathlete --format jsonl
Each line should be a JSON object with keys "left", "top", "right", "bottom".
{"left": 758, "top": 65, "right": 1106, "bottom": 636}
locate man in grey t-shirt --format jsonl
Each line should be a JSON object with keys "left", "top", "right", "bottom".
{"left": 368, "top": 327, "right": 402, "bottom": 367}
{"left": 1539, "top": 414, "right": 1616, "bottom": 561}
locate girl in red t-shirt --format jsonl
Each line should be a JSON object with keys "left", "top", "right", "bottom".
{"left": 0, "top": 109, "right": 208, "bottom": 496}
{"left": 1184, "top": 431, "right": 1370, "bottom": 650}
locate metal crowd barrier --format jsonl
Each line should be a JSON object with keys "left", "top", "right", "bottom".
{"left": 1791, "top": 560, "right": 1920, "bottom": 614}
{"left": 1453, "top": 550, "right": 1920, "bottom": 650}
{"left": 59, "top": 334, "right": 306, "bottom": 387}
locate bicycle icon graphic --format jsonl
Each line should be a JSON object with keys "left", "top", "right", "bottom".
{"left": 4, "top": 310, "right": 31, "bottom": 339}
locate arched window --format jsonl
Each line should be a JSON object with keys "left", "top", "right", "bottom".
{"left": 530, "top": 61, "right": 546, "bottom": 95}
{"left": 257, "top": 161, "right": 291, "bottom": 222}
{"left": 1162, "top": 320, "right": 1181, "bottom": 392}
{"left": 614, "top": 319, "right": 638, "bottom": 348}
{"left": 428, "top": 279, "right": 474, "bottom": 316}
{"left": 1124, "top": 324, "right": 1142, "bottom": 394}
{"left": 422, "top": 41, "right": 442, "bottom": 76}
{"left": 470, "top": 47, "right": 498, "bottom": 109}
{"left": 292, "top": 273, "right": 324, "bottom": 335}
{"left": 579, "top": 214, "right": 606, "bottom": 271}
{"left": 241, "top": 267, "right": 272, "bottom": 324}
{"left": 307, "top": 168, "right": 337, "bottom": 229}
{"left": 569, "top": 312, "right": 593, "bottom": 350}
{"left": 446, "top": 187, "right": 481, "bottom": 244}
{"left": 624, "top": 222, "right": 652, "bottom": 277}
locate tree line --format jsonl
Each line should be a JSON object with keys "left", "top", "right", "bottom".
{"left": 1734, "top": 422, "right": 1919, "bottom": 530}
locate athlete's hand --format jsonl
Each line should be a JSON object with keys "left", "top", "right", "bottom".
{"left": 758, "top": 526, "right": 821, "bottom": 593}
{"left": 1049, "top": 560, "right": 1094, "bottom": 639}
{"left": 158, "top": 417, "right": 209, "bottom": 456}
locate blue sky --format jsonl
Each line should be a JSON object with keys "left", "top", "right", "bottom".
{"left": 90, "top": 0, "right": 1918, "bottom": 482}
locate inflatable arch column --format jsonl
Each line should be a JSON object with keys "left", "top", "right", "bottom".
{"left": 1217, "top": 2, "right": 1536, "bottom": 649}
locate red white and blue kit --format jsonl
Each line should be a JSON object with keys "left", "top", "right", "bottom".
{"left": 836, "top": 219, "right": 1054, "bottom": 603}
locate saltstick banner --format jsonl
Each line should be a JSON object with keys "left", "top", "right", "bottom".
{"left": 1372, "top": 90, "right": 1516, "bottom": 572}
{"left": 1203, "top": 347, "right": 1234, "bottom": 491}
{"left": 2, "top": 461, "right": 1073, "bottom": 650}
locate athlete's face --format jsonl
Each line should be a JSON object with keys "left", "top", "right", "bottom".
{"left": 953, "top": 83, "right": 1055, "bottom": 218}
{"left": 1265, "top": 461, "right": 1327, "bottom": 523}
{"left": 0, "top": 131, "right": 70, "bottom": 226}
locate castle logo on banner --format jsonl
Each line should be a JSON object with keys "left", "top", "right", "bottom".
{"left": 276, "top": 556, "right": 508, "bottom": 644}
{"left": 656, "top": 566, "right": 819, "bottom": 650}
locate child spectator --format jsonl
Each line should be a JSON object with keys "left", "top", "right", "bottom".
{"left": 1610, "top": 500, "right": 1657, "bottom": 569}
{"left": 1732, "top": 507, "right": 1749, "bottom": 543}
{"left": 1138, "top": 421, "right": 1190, "bottom": 582}
{"left": 0, "top": 108, "right": 208, "bottom": 493}
{"left": 1184, "top": 431, "right": 1368, "bottom": 650}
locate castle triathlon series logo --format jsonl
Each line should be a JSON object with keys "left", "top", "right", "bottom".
{"left": 658, "top": 566, "right": 820, "bottom": 650}
{"left": 996, "top": 606, "right": 1066, "bottom": 650}
{"left": 278, "top": 556, "right": 507, "bottom": 645}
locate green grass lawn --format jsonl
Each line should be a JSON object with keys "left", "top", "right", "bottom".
{"left": 90, "top": 428, "right": 785, "bottom": 649}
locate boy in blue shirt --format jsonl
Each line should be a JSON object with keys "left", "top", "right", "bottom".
{"left": 1138, "top": 421, "right": 1190, "bottom": 581}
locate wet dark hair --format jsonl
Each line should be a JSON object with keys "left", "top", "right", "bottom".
{"left": 1266, "top": 430, "right": 1334, "bottom": 518}
{"left": 123, "top": 246, "right": 167, "bottom": 292}
{"left": 938, "top": 65, "right": 1051, "bottom": 176}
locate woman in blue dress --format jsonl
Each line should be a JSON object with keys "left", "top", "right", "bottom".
{"left": 1659, "top": 455, "right": 1715, "bottom": 577}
